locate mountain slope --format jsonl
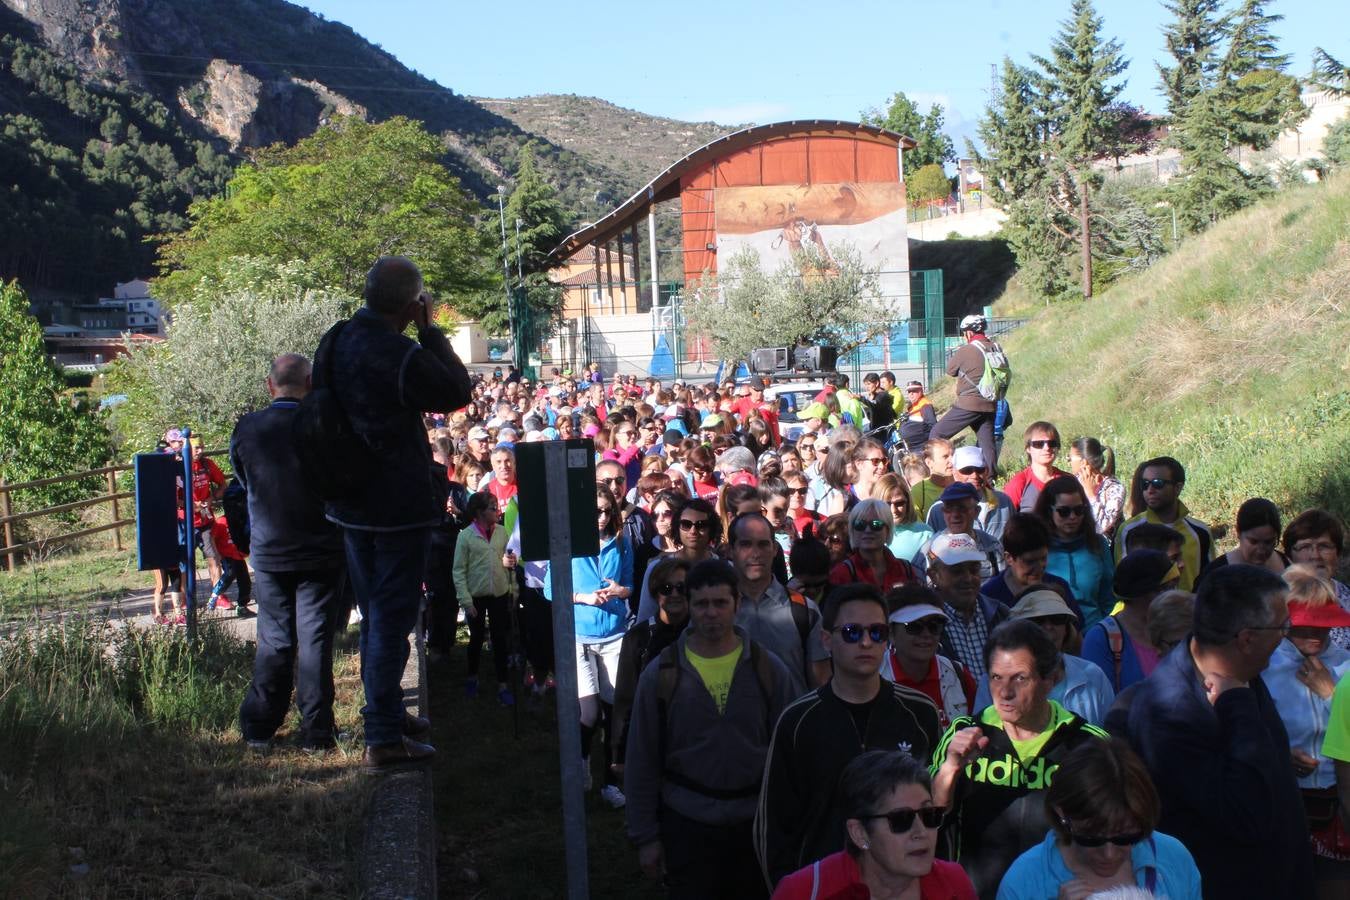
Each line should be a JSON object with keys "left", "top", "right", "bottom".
{"left": 476, "top": 94, "right": 736, "bottom": 200}
{"left": 997, "top": 175, "right": 1350, "bottom": 532}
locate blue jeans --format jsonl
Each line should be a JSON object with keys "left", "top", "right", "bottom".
{"left": 343, "top": 527, "right": 430, "bottom": 746}
{"left": 239, "top": 567, "right": 344, "bottom": 743}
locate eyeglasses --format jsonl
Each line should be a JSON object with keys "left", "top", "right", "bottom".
{"left": 852, "top": 519, "right": 887, "bottom": 533}
{"left": 1031, "top": 615, "right": 1073, "bottom": 629}
{"left": 823, "top": 533, "right": 847, "bottom": 544}
{"left": 1292, "top": 540, "right": 1339, "bottom": 555}
{"left": 901, "top": 618, "right": 945, "bottom": 636}
{"left": 858, "top": 806, "right": 946, "bottom": 833}
{"left": 1053, "top": 505, "right": 1088, "bottom": 518}
{"left": 1244, "top": 618, "right": 1292, "bottom": 637}
{"left": 1141, "top": 477, "right": 1175, "bottom": 490}
{"left": 679, "top": 519, "right": 712, "bottom": 532}
{"left": 1028, "top": 439, "right": 1060, "bottom": 450}
{"left": 833, "top": 623, "right": 888, "bottom": 644}
{"left": 1059, "top": 819, "right": 1146, "bottom": 848}
{"left": 655, "top": 581, "right": 687, "bottom": 596}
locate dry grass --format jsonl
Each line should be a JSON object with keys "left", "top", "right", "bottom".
{"left": 1, "top": 621, "right": 373, "bottom": 899}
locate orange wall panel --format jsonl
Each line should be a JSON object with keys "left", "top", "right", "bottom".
{"left": 807, "top": 136, "right": 859, "bottom": 183}
{"left": 714, "top": 146, "right": 763, "bottom": 187}
{"left": 761, "top": 138, "right": 810, "bottom": 184}
{"left": 856, "top": 141, "right": 900, "bottom": 183}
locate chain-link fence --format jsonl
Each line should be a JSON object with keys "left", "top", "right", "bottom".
{"left": 520, "top": 268, "right": 961, "bottom": 389}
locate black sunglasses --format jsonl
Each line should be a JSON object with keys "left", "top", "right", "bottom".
{"left": 1053, "top": 505, "right": 1088, "bottom": 517}
{"left": 957, "top": 466, "right": 984, "bottom": 476}
{"left": 1142, "top": 477, "right": 1176, "bottom": 490}
{"left": 901, "top": 618, "right": 945, "bottom": 636}
{"left": 600, "top": 475, "right": 626, "bottom": 485}
{"left": 655, "top": 581, "right": 687, "bottom": 596}
{"left": 679, "top": 519, "right": 712, "bottom": 532}
{"left": 1060, "top": 818, "right": 1147, "bottom": 848}
{"left": 1028, "top": 439, "right": 1061, "bottom": 450}
{"left": 852, "top": 519, "right": 887, "bottom": 533}
{"left": 833, "top": 623, "right": 888, "bottom": 644}
{"left": 789, "top": 487, "right": 809, "bottom": 496}
{"left": 859, "top": 806, "right": 946, "bottom": 833}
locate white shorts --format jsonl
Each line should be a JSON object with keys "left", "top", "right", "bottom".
{"left": 575, "top": 637, "right": 624, "bottom": 702}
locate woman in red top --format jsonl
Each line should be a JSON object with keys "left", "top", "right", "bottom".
{"left": 772, "top": 750, "right": 976, "bottom": 900}
{"left": 1003, "top": 421, "right": 1069, "bottom": 513}
{"left": 829, "top": 500, "right": 918, "bottom": 592}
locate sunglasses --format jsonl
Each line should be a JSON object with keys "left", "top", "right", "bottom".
{"left": 1060, "top": 821, "right": 1147, "bottom": 848}
{"left": 833, "top": 623, "right": 888, "bottom": 644}
{"left": 789, "top": 486, "right": 809, "bottom": 496}
{"left": 655, "top": 581, "right": 687, "bottom": 596}
{"left": 1142, "top": 477, "right": 1176, "bottom": 490}
{"left": 861, "top": 456, "right": 887, "bottom": 466}
{"left": 679, "top": 519, "right": 712, "bottom": 532}
{"left": 901, "top": 618, "right": 945, "bottom": 636}
{"left": 957, "top": 466, "right": 984, "bottom": 476}
{"left": 824, "top": 534, "right": 847, "bottom": 544}
{"left": 859, "top": 806, "right": 947, "bottom": 833}
{"left": 600, "top": 476, "right": 626, "bottom": 486}
{"left": 1028, "top": 439, "right": 1061, "bottom": 450}
{"left": 1053, "top": 505, "right": 1088, "bottom": 517}
{"left": 852, "top": 519, "right": 887, "bottom": 533}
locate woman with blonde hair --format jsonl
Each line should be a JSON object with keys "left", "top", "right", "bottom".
{"left": 1266, "top": 564, "right": 1350, "bottom": 897}
{"left": 870, "top": 473, "right": 934, "bottom": 567}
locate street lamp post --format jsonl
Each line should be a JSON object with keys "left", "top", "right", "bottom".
{"left": 497, "top": 186, "right": 514, "bottom": 365}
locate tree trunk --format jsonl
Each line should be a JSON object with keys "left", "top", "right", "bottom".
{"left": 1079, "top": 176, "right": 1093, "bottom": 299}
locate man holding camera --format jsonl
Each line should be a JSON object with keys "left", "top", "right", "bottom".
{"left": 325, "top": 256, "right": 473, "bottom": 773}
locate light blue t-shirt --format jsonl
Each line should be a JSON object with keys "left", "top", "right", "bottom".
{"left": 996, "top": 829, "right": 1201, "bottom": 900}
{"left": 889, "top": 521, "right": 934, "bottom": 566}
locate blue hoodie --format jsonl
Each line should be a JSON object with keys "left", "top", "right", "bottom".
{"left": 543, "top": 532, "right": 633, "bottom": 642}
{"left": 1047, "top": 534, "right": 1114, "bottom": 627}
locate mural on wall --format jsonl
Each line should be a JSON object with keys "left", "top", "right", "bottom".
{"left": 713, "top": 181, "right": 909, "bottom": 300}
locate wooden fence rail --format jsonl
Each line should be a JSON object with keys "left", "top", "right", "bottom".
{"left": 0, "top": 451, "right": 226, "bottom": 572}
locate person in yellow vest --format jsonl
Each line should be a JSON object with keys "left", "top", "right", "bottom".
{"left": 1112, "top": 456, "right": 1213, "bottom": 593}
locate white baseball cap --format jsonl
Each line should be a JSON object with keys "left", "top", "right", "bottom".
{"left": 952, "top": 446, "right": 986, "bottom": 471}
{"left": 888, "top": 604, "right": 949, "bottom": 626}
{"left": 929, "top": 532, "right": 986, "bottom": 566}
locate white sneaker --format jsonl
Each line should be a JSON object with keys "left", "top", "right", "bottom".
{"left": 599, "top": 784, "right": 626, "bottom": 809}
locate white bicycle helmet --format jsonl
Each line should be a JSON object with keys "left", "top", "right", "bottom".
{"left": 958, "top": 314, "right": 987, "bottom": 333}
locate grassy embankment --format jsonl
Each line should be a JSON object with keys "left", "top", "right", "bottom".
{"left": 0, "top": 619, "right": 371, "bottom": 897}
{"left": 993, "top": 175, "right": 1350, "bottom": 532}
{"left": 0, "top": 547, "right": 145, "bottom": 619}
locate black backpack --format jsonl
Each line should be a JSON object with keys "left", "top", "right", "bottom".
{"left": 220, "top": 477, "right": 250, "bottom": 555}
{"left": 292, "top": 320, "right": 373, "bottom": 501}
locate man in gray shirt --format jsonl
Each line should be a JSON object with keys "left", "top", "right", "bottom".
{"left": 729, "top": 513, "right": 830, "bottom": 696}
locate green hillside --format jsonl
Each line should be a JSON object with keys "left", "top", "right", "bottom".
{"left": 997, "top": 174, "right": 1350, "bottom": 535}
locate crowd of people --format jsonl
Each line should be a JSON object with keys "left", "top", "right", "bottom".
{"left": 175, "top": 258, "right": 1349, "bottom": 899}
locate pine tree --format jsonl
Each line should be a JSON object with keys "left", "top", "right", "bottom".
{"left": 1034, "top": 0, "right": 1127, "bottom": 297}
{"left": 1219, "top": 0, "right": 1305, "bottom": 148}
{"left": 1158, "top": 0, "right": 1226, "bottom": 113}
{"left": 976, "top": 59, "right": 1076, "bottom": 300}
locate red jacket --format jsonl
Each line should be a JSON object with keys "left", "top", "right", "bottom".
{"left": 828, "top": 550, "right": 917, "bottom": 592}
{"left": 772, "top": 850, "right": 975, "bottom": 900}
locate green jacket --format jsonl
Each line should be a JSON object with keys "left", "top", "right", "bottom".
{"left": 452, "top": 522, "right": 515, "bottom": 609}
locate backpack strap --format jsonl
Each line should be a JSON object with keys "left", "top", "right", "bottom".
{"left": 1100, "top": 615, "right": 1124, "bottom": 691}
{"left": 809, "top": 860, "right": 820, "bottom": 900}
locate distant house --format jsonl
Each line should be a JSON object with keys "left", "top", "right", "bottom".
{"left": 551, "top": 245, "right": 646, "bottom": 318}
{"left": 71, "top": 279, "right": 164, "bottom": 336}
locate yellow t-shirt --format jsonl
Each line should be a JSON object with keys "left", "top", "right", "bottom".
{"left": 686, "top": 644, "right": 743, "bottom": 715}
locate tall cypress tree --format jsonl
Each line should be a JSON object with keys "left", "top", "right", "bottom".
{"left": 1034, "top": 0, "right": 1127, "bottom": 297}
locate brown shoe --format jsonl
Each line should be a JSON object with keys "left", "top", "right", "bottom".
{"left": 402, "top": 713, "right": 431, "bottom": 739}
{"left": 361, "top": 737, "right": 436, "bottom": 775}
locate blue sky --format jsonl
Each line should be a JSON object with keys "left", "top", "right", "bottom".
{"left": 300, "top": 0, "right": 1339, "bottom": 151}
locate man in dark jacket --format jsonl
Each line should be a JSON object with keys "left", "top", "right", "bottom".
{"left": 1124, "top": 564, "right": 1311, "bottom": 900}
{"left": 325, "top": 256, "right": 472, "bottom": 772}
{"left": 232, "top": 354, "right": 347, "bottom": 751}
{"left": 754, "top": 584, "right": 941, "bottom": 889}
{"left": 932, "top": 313, "right": 1005, "bottom": 472}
